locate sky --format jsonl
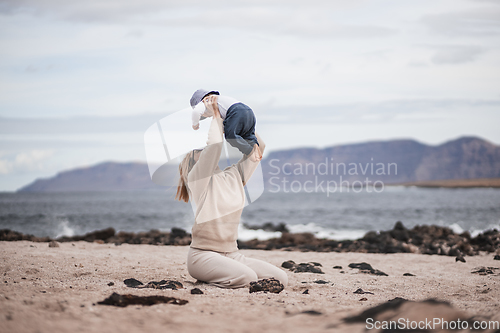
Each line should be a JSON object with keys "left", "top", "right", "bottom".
{"left": 0, "top": 0, "right": 499, "bottom": 191}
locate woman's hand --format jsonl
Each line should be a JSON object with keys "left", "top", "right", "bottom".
{"left": 248, "top": 144, "right": 262, "bottom": 162}
{"left": 203, "top": 95, "right": 220, "bottom": 118}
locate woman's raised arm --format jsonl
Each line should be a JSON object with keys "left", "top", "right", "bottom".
{"left": 236, "top": 133, "right": 265, "bottom": 186}
{"left": 187, "top": 96, "right": 224, "bottom": 203}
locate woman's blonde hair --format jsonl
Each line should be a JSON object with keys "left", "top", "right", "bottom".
{"left": 175, "top": 150, "right": 198, "bottom": 202}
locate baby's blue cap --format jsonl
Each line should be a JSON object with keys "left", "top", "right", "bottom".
{"left": 190, "top": 89, "right": 219, "bottom": 108}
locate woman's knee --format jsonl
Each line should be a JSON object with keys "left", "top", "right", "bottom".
{"left": 228, "top": 269, "right": 258, "bottom": 288}
{"left": 241, "top": 257, "right": 289, "bottom": 288}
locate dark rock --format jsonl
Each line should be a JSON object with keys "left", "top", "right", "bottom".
{"left": 302, "top": 289, "right": 309, "bottom": 294}
{"left": 142, "top": 280, "right": 183, "bottom": 290}
{"left": 348, "top": 262, "right": 388, "bottom": 276}
{"left": 344, "top": 297, "right": 409, "bottom": 323}
{"left": 313, "top": 280, "right": 329, "bottom": 284}
{"left": 57, "top": 227, "right": 116, "bottom": 243}
{"left": 359, "top": 297, "right": 368, "bottom": 301}
{"left": 403, "top": 273, "right": 415, "bottom": 276}
{"left": 123, "top": 278, "right": 143, "bottom": 287}
{"left": 243, "top": 222, "right": 289, "bottom": 233}
{"left": 300, "top": 310, "right": 322, "bottom": 315}
{"left": 282, "top": 260, "right": 325, "bottom": 274}
{"left": 190, "top": 288, "right": 203, "bottom": 294}
{"left": 249, "top": 278, "right": 284, "bottom": 294}
{"left": 390, "top": 221, "right": 410, "bottom": 242}
{"left": 494, "top": 255, "right": 500, "bottom": 260}
{"left": 48, "top": 241, "right": 59, "bottom": 248}
{"left": 107, "top": 282, "right": 114, "bottom": 286}
{"left": 169, "top": 227, "right": 191, "bottom": 245}
{"left": 456, "top": 254, "right": 466, "bottom": 263}
{"left": 170, "top": 227, "right": 187, "bottom": 239}
{"left": 294, "top": 263, "right": 324, "bottom": 274}
{"left": 0, "top": 229, "right": 50, "bottom": 242}
{"left": 353, "top": 288, "right": 374, "bottom": 295}
{"left": 124, "top": 278, "right": 183, "bottom": 290}
{"left": 368, "top": 269, "right": 388, "bottom": 276}
{"left": 333, "top": 266, "right": 342, "bottom": 269}
{"left": 348, "top": 262, "right": 373, "bottom": 271}
{"left": 97, "top": 292, "right": 188, "bottom": 307}
{"left": 281, "top": 260, "right": 296, "bottom": 269}
{"left": 471, "top": 267, "right": 499, "bottom": 275}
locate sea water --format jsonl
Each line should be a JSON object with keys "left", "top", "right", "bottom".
{"left": 0, "top": 187, "right": 499, "bottom": 241}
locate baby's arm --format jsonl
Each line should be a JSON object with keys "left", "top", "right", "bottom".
{"left": 191, "top": 100, "right": 215, "bottom": 130}
{"left": 191, "top": 103, "right": 205, "bottom": 130}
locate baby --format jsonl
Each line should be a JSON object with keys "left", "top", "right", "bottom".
{"left": 190, "top": 89, "right": 262, "bottom": 161}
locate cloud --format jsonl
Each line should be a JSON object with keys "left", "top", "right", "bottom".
{"left": 157, "top": 8, "right": 396, "bottom": 39}
{"left": 0, "top": 149, "right": 54, "bottom": 174}
{"left": 241, "top": 98, "right": 500, "bottom": 124}
{"left": 0, "top": 0, "right": 396, "bottom": 39}
{"left": 0, "top": 114, "right": 164, "bottom": 134}
{"left": 430, "top": 45, "right": 484, "bottom": 64}
{"left": 421, "top": 6, "right": 500, "bottom": 37}
{"left": 0, "top": 0, "right": 369, "bottom": 21}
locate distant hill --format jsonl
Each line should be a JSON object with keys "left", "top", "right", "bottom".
{"left": 18, "top": 136, "right": 500, "bottom": 192}
{"left": 18, "top": 162, "right": 163, "bottom": 192}
{"left": 262, "top": 136, "right": 500, "bottom": 185}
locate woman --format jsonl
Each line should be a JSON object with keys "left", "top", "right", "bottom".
{"left": 176, "top": 94, "right": 288, "bottom": 289}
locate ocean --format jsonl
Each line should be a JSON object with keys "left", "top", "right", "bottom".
{"left": 1, "top": 187, "right": 499, "bottom": 241}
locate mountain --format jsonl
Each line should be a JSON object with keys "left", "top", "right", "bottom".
{"left": 262, "top": 136, "right": 500, "bottom": 185}
{"left": 18, "top": 136, "right": 500, "bottom": 192}
{"left": 18, "top": 162, "right": 163, "bottom": 192}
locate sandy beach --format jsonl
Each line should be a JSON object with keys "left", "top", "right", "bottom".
{"left": 1, "top": 241, "right": 499, "bottom": 333}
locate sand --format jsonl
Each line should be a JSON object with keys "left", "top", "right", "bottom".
{"left": 1, "top": 241, "right": 499, "bottom": 333}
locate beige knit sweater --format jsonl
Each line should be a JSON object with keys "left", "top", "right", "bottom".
{"left": 187, "top": 116, "right": 265, "bottom": 253}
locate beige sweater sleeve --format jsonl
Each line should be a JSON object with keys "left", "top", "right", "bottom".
{"left": 236, "top": 132, "right": 266, "bottom": 186}
{"left": 187, "top": 117, "right": 224, "bottom": 204}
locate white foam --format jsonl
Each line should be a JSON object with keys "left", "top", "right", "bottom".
{"left": 237, "top": 224, "right": 282, "bottom": 241}
{"left": 55, "top": 220, "right": 75, "bottom": 238}
{"left": 449, "top": 223, "right": 464, "bottom": 234}
{"left": 288, "top": 222, "right": 367, "bottom": 240}
{"left": 237, "top": 220, "right": 500, "bottom": 243}
{"left": 238, "top": 222, "right": 367, "bottom": 241}
{"left": 470, "top": 223, "right": 500, "bottom": 238}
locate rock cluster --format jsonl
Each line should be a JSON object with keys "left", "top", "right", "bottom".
{"left": 97, "top": 292, "right": 188, "bottom": 307}
{"left": 123, "top": 278, "right": 183, "bottom": 290}
{"left": 281, "top": 260, "right": 324, "bottom": 274}
{"left": 0, "top": 227, "right": 191, "bottom": 246}
{"left": 2, "top": 221, "right": 499, "bottom": 258}
{"left": 348, "top": 262, "right": 388, "bottom": 276}
{"left": 238, "top": 221, "right": 500, "bottom": 257}
{"left": 249, "top": 278, "right": 284, "bottom": 294}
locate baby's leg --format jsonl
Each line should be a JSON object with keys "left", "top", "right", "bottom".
{"left": 223, "top": 106, "right": 257, "bottom": 156}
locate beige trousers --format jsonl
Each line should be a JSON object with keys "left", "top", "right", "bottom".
{"left": 187, "top": 246, "right": 289, "bottom": 289}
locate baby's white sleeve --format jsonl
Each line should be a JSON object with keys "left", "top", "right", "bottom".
{"left": 191, "top": 102, "right": 206, "bottom": 126}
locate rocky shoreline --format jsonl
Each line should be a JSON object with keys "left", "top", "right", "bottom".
{"left": 2, "top": 221, "right": 499, "bottom": 258}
